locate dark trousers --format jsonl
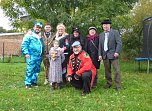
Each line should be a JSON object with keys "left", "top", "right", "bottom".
{"left": 93, "top": 70, "right": 98, "bottom": 86}
{"left": 62, "top": 54, "right": 69, "bottom": 83}
{"left": 70, "top": 71, "right": 92, "bottom": 93}
{"left": 103, "top": 59, "right": 121, "bottom": 88}
{"left": 43, "top": 56, "right": 50, "bottom": 79}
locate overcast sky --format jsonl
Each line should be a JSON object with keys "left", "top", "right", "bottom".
{"left": 0, "top": 8, "right": 12, "bottom": 30}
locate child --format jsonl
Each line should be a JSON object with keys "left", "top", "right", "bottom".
{"left": 48, "top": 40, "right": 65, "bottom": 90}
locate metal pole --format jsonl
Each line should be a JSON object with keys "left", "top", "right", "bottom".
{"left": 147, "top": 60, "right": 149, "bottom": 74}
{"left": 2, "top": 42, "right": 4, "bottom": 63}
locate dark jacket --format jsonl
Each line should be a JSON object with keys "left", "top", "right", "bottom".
{"left": 69, "top": 34, "right": 85, "bottom": 55}
{"left": 85, "top": 35, "right": 100, "bottom": 69}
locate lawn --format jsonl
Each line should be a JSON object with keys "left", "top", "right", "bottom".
{"left": 0, "top": 61, "right": 152, "bottom": 111}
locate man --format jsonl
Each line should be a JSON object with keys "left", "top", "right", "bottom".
{"left": 66, "top": 41, "right": 96, "bottom": 96}
{"left": 21, "top": 21, "right": 44, "bottom": 89}
{"left": 42, "top": 23, "right": 55, "bottom": 85}
{"left": 98, "top": 19, "right": 122, "bottom": 91}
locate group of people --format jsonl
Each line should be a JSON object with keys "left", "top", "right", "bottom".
{"left": 21, "top": 19, "right": 122, "bottom": 96}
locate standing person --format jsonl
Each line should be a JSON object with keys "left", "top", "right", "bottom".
{"left": 85, "top": 27, "right": 100, "bottom": 87}
{"left": 98, "top": 19, "right": 122, "bottom": 91}
{"left": 42, "top": 23, "right": 56, "bottom": 85}
{"left": 66, "top": 41, "right": 96, "bottom": 96}
{"left": 21, "top": 21, "right": 44, "bottom": 89}
{"left": 55, "top": 23, "right": 69, "bottom": 84}
{"left": 48, "top": 40, "right": 65, "bottom": 90}
{"left": 69, "top": 26, "right": 85, "bottom": 55}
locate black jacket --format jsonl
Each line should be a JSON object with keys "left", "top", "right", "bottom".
{"left": 85, "top": 35, "right": 100, "bottom": 69}
{"left": 69, "top": 34, "right": 85, "bottom": 55}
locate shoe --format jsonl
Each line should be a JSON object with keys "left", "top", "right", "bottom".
{"left": 81, "top": 92, "right": 86, "bottom": 96}
{"left": 44, "top": 79, "right": 49, "bottom": 85}
{"left": 81, "top": 91, "right": 90, "bottom": 96}
{"left": 57, "top": 83, "right": 62, "bottom": 90}
{"left": 104, "top": 85, "right": 112, "bottom": 89}
{"left": 32, "top": 83, "right": 38, "bottom": 87}
{"left": 51, "top": 82, "right": 56, "bottom": 90}
{"left": 25, "top": 84, "right": 31, "bottom": 89}
{"left": 115, "top": 87, "right": 121, "bottom": 91}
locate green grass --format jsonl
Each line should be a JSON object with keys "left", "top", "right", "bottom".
{"left": 0, "top": 61, "right": 152, "bottom": 111}
{"left": 0, "top": 55, "right": 25, "bottom": 63}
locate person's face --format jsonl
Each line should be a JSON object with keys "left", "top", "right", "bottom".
{"left": 73, "top": 31, "right": 79, "bottom": 37}
{"left": 33, "top": 25, "right": 41, "bottom": 33}
{"left": 54, "top": 42, "right": 59, "bottom": 48}
{"left": 73, "top": 45, "right": 82, "bottom": 54}
{"left": 89, "top": 29, "right": 96, "bottom": 35}
{"left": 44, "top": 25, "right": 51, "bottom": 32}
{"left": 102, "top": 24, "right": 111, "bottom": 32}
{"left": 57, "top": 26, "right": 65, "bottom": 35}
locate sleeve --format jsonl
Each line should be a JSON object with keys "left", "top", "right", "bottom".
{"left": 48, "top": 48, "right": 52, "bottom": 59}
{"left": 63, "top": 36, "right": 70, "bottom": 52}
{"left": 81, "top": 36, "right": 86, "bottom": 50}
{"left": 98, "top": 34, "right": 102, "bottom": 56}
{"left": 61, "top": 52, "right": 65, "bottom": 63}
{"left": 76, "top": 54, "right": 92, "bottom": 76}
{"left": 84, "top": 38, "right": 88, "bottom": 52}
{"left": 21, "top": 35, "right": 30, "bottom": 55}
{"left": 115, "top": 30, "right": 122, "bottom": 54}
{"left": 67, "top": 57, "right": 74, "bottom": 75}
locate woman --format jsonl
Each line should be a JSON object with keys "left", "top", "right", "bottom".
{"left": 85, "top": 27, "right": 100, "bottom": 87}
{"left": 68, "top": 26, "right": 85, "bottom": 55}
{"left": 55, "top": 23, "right": 69, "bottom": 84}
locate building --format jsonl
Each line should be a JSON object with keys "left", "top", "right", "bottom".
{"left": 0, "top": 33, "right": 24, "bottom": 56}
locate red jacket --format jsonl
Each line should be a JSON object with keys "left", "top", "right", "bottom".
{"left": 67, "top": 51, "right": 96, "bottom": 88}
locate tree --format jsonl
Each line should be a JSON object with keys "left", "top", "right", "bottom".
{"left": 122, "top": 0, "right": 152, "bottom": 59}
{"left": 0, "top": 0, "right": 136, "bottom": 34}
{"left": 0, "top": 27, "right": 6, "bottom": 33}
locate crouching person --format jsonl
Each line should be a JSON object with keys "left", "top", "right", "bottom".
{"left": 66, "top": 41, "right": 96, "bottom": 96}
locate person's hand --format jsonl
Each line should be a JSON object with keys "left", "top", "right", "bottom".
{"left": 98, "top": 56, "right": 102, "bottom": 61}
{"left": 60, "top": 48, "right": 65, "bottom": 53}
{"left": 74, "top": 74, "right": 80, "bottom": 80}
{"left": 25, "top": 54, "right": 30, "bottom": 58}
{"left": 114, "top": 53, "right": 119, "bottom": 58}
{"left": 66, "top": 76, "right": 72, "bottom": 82}
{"left": 27, "top": 30, "right": 32, "bottom": 35}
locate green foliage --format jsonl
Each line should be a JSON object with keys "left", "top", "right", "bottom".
{"left": 0, "top": 61, "right": 152, "bottom": 110}
{"left": 0, "top": 27, "right": 6, "bottom": 33}
{"left": 0, "top": 0, "right": 136, "bottom": 34}
{"left": 122, "top": 0, "right": 152, "bottom": 59}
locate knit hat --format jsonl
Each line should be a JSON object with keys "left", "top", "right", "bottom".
{"left": 88, "top": 27, "right": 97, "bottom": 31}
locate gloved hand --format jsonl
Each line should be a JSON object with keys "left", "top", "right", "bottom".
{"left": 66, "top": 75, "right": 72, "bottom": 82}
{"left": 74, "top": 74, "right": 80, "bottom": 80}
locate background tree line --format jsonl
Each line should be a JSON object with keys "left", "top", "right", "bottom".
{"left": 0, "top": 0, "right": 152, "bottom": 59}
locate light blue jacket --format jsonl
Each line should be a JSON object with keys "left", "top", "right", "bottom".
{"left": 21, "top": 32, "right": 44, "bottom": 56}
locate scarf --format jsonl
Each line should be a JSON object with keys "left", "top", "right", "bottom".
{"left": 87, "top": 34, "right": 98, "bottom": 41}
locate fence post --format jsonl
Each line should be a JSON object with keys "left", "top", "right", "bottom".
{"left": 2, "top": 42, "right": 4, "bottom": 63}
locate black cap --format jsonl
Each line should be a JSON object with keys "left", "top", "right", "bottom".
{"left": 101, "top": 19, "right": 112, "bottom": 24}
{"left": 72, "top": 27, "right": 80, "bottom": 33}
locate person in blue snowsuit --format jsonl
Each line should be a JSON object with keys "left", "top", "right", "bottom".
{"left": 21, "top": 21, "right": 44, "bottom": 89}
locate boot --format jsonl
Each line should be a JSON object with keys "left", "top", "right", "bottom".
{"left": 57, "top": 83, "right": 62, "bottom": 89}
{"left": 51, "top": 82, "right": 56, "bottom": 90}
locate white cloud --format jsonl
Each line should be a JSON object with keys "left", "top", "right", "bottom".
{"left": 0, "top": 8, "right": 12, "bottom": 30}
